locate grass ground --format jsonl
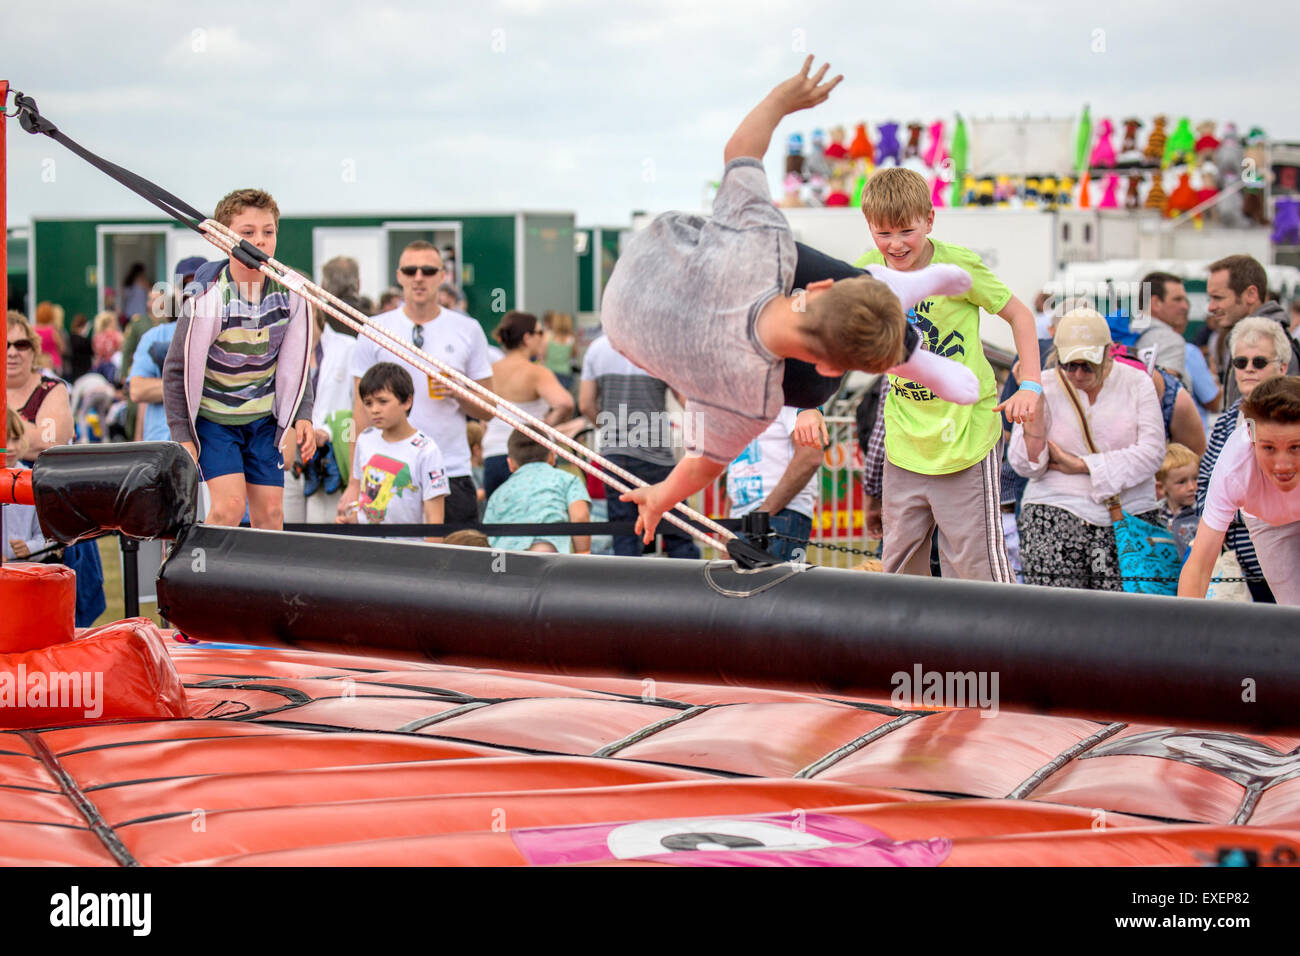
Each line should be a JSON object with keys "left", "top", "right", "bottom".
{"left": 92, "top": 535, "right": 164, "bottom": 628}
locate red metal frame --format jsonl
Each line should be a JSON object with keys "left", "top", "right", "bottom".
{"left": 2, "top": 80, "right": 9, "bottom": 558}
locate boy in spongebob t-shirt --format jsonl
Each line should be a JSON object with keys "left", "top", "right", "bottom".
{"left": 855, "top": 168, "right": 1042, "bottom": 581}
{"left": 339, "top": 363, "right": 448, "bottom": 543}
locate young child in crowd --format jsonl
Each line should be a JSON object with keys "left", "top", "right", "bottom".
{"left": 542, "top": 311, "right": 578, "bottom": 392}
{"left": 1157, "top": 442, "right": 1200, "bottom": 558}
{"left": 1180, "top": 376, "right": 1300, "bottom": 603}
{"left": 443, "top": 528, "right": 490, "bottom": 548}
{"left": 338, "top": 362, "right": 448, "bottom": 542}
{"left": 484, "top": 429, "right": 591, "bottom": 554}
{"left": 91, "top": 311, "right": 123, "bottom": 381}
{"left": 466, "top": 420, "right": 486, "bottom": 507}
{"left": 163, "top": 188, "right": 316, "bottom": 530}
{"left": 855, "top": 167, "right": 1043, "bottom": 581}
{"left": 3, "top": 409, "right": 53, "bottom": 562}
{"left": 602, "top": 57, "right": 980, "bottom": 545}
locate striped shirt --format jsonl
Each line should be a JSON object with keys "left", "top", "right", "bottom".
{"left": 197, "top": 268, "right": 294, "bottom": 425}
{"left": 1196, "top": 398, "right": 1264, "bottom": 581}
{"left": 580, "top": 335, "right": 676, "bottom": 467}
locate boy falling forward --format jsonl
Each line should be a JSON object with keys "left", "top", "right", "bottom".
{"left": 603, "top": 57, "right": 979, "bottom": 543}
{"left": 338, "top": 363, "right": 448, "bottom": 542}
{"left": 856, "top": 168, "right": 1042, "bottom": 581}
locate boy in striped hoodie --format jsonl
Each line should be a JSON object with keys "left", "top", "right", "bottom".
{"left": 163, "top": 188, "right": 316, "bottom": 529}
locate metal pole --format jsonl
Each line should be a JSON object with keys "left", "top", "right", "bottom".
{"left": 120, "top": 535, "right": 140, "bottom": 619}
{"left": 1, "top": 79, "right": 10, "bottom": 570}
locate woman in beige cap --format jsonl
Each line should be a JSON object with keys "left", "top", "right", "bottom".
{"left": 1008, "top": 308, "right": 1166, "bottom": 590}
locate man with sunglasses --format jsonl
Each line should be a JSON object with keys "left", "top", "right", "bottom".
{"left": 348, "top": 240, "right": 493, "bottom": 526}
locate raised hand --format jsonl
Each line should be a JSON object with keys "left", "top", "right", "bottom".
{"left": 769, "top": 56, "right": 843, "bottom": 116}
{"left": 725, "top": 56, "right": 844, "bottom": 164}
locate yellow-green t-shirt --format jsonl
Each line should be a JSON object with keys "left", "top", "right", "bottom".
{"left": 854, "top": 238, "right": 1011, "bottom": 475}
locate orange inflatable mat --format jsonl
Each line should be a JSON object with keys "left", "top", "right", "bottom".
{"left": 0, "top": 563, "right": 75, "bottom": 652}
{"left": 1, "top": 639, "right": 1297, "bottom": 866}
{"left": 0, "top": 617, "right": 187, "bottom": 730}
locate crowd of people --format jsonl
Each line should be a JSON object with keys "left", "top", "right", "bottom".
{"left": 6, "top": 60, "right": 1300, "bottom": 615}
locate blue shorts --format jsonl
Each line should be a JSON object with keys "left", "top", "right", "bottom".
{"left": 195, "top": 415, "right": 284, "bottom": 487}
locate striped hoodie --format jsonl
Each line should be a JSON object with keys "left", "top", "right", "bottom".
{"left": 163, "top": 259, "right": 314, "bottom": 452}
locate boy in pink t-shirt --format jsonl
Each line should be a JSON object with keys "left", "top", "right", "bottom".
{"left": 1180, "top": 376, "right": 1300, "bottom": 603}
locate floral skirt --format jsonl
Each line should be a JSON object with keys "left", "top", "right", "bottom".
{"left": 1019, "top": 503, "right": 1164, "bottom": 592}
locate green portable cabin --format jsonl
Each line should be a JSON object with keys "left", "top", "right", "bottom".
{"left": 6, "top": 227, "right": 28, "bottom": 314}
{"left": 28, "top": 211, "right": 579, "bottom": 337}
{"left": 575, "top": 226, "right": 624, "bottom": 315}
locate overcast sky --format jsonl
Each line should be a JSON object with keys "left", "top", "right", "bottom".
{"left": 4, "top": 0, "right": 1298, "bottom": 229}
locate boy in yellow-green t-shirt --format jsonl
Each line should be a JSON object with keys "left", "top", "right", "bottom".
{"left": 855, "top": 168, "right": 1042, "bottom": 581}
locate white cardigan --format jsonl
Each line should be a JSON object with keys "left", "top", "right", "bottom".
{"left": 1009, "top": 363, "right": 1165, "bottom": 526}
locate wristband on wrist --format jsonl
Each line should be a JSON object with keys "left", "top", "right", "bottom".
{"left": 1018, "top": 381, "right": 1043, "bottom": 396}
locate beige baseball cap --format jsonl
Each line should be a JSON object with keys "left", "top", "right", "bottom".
{"left": 1054, "top": 308, "right": 1112, "bottom": 365}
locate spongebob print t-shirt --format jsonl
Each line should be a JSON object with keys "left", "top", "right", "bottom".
{"left": 855, "top": 238, "right": 1010, "bottom": 475}
{"left": 351, "top": 427, "right": 449, "bottom": 526}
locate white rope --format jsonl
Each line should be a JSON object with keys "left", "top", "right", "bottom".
{"left": 195, "top": 221, "right": 737, "bottom": 553}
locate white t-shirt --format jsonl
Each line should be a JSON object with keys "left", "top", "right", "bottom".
{"left": 349, "top": 306, "right": 493, "bottom": 477}
{"left": 726, "top": 407, "right": 819, "bottom": 520}
{"left": 1202, "top": 420, "right": 1300, "bottom": 531}
{"left": 2, "top": 499, "right": 47, "bottom": 561}
{"left": 483, "top": 395, "right": 549, "bottom": 459}
{"left": 313, "top": 325, "right": 358, "bottom": 431}
{"left": 351, "top": 427, "right": 449, "bottom": 526}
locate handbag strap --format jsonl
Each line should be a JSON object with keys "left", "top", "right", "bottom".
{"left": 1055, "top": 368, "right": 1124, "bottom": 524}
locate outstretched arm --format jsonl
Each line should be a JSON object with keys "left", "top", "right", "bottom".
{"left": 724, "top": 56, "right": 842, "bottom": 164}
{"left": 621, "top": 456, "right": 727, "bottom": 544}
{"left": 1178, "top": 523, "right": 1227, "bottom": 598}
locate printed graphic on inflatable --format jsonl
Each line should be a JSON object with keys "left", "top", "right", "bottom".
{"left": 511, "top": 812, "right": 953, "bottom": 867}
{"left": 359, "top": 453, "right": 417, "bottom": 522}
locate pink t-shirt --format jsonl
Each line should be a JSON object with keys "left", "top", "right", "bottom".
{"left": 36, "top": 326, "right": 62, "bottom": 371}
{"left": 1202, "top": 421, "right": 1300, "bottom": 531}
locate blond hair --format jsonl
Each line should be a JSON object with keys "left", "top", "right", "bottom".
{"left": 443, "top": 529, "right": 489, "bottom": 548}
{"left": 1157, "top": 442, "right": 1199, "bottom": 483}
{"left": 214, "top": 188, "right": 281, "bottom": 227}
{"left": 5, "top": 407, "right": 24, "bottom": 444}
{"left": 801, "top": 276, "right": 907, "bottom": 373}
{"left": 92, "top": 311, "right": 119, "bottom": 337}
{"left": 6, "top": 311, "right": 40, "bottom": 372}
{"left": 861, "top": 167, "right": 932, "bottom": 228}
{"left": 465, "top": 419, "right": 485, "bottom": 449}
{"left": 544, "top": 310, "right": 574, "bottom": 337}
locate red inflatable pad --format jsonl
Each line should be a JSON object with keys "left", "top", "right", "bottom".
{"left": 0, "top": 617, "right": 188, "bottom": 729}
{"left": 0, "top": 563, "right": 74, "bottom": 653}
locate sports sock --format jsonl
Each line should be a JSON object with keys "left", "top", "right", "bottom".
{"left": 887, "top": 346, "right": 981, "bottom": 405}
{"left": 864, "top": 263, "right": 972, "bottom": 311}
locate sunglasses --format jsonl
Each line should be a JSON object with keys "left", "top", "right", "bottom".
{"left": 411, "top": 325, "right": 425, "bottom": 349}
{"left": 399, "top": 265, "right": 443, "bottom": 277}
{"left": 1061, "top": 360, "right": 1096, "bottom": 373}
{"left": 1232, "top": 355, "right": 1275, "bottom": 370}
{"left": 7, "top": 339, "right": 34, "bottom": 352}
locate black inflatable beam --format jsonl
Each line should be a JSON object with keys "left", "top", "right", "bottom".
{"left": 157, "top": 524, "right": 1300, "bottom": 733}
{"left": 32, "top": 443, "right": 199, "bottom": 544}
